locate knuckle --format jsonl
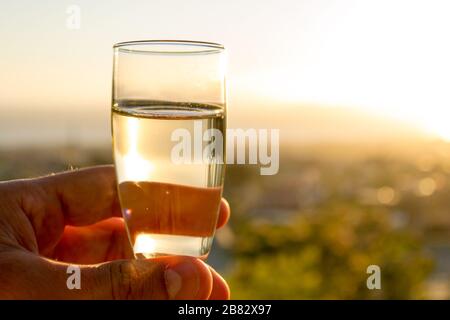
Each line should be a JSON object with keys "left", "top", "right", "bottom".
{"left": 108, "top": 260, "right": 140, "bottom": 299}
{"left": 107, "top": 259, "right": 166, "bottom": 300}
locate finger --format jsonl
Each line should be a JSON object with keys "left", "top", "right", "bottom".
{"left": 54, "top": 200, "right": 230, "bottom": 264}
{"left": 208, "top": 267, "right": 230, "bottom": 300}
{"left": 0, "top": 250, "right": 214, "bottom": 300}
{"left": 53, "top": 218, "right": 133, "bottom": 264}
{"left": 20, "top": 165, "right": 120, "bottom": 255}
{"left": 119, "top": 181, "right": 226, "bottom": 238}
{"left": 28, "top": 166, "right": 230, "bottom": 256}
{"left": 216, "top": 198, "right": 231, "bottom": 229}
{"left": 53, "top": 199, "right": 230, "bottom": 264}
{"left": 34, "top": 165, "right": 121, "bottom": 226}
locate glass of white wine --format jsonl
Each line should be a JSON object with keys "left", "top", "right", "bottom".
{"left": 112, "top": 40, "right": 226, "bottom": 259}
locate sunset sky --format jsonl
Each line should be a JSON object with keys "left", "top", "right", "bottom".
{"left": 1, "top": 0, "right": 450, "bottom": 144}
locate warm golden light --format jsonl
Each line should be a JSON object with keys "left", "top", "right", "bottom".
{"left": 421, "top": 116, "right": 450, "bottom": 142}
{"left": 417, "top": 177, "right": 437, "bottom": 197}
{"left": 377, "top": 186, "right": 396, "bottom": 205}
{"left": 121, "top": 152, "right": 155, "bottom": 181}
{"left": 118, "top": 117, "right": 155, "bottom": 181}
{"left": 133, "top": 233, "right": 156, "bottom": 256}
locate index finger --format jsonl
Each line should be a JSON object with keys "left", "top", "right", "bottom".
{"left": 30, "top": 165, "right": 230, "bottom": 253}
{"left": 36, "top": 165, "right": 230, "bottom": 228}
{"left": 35, "top": 165, "right": 121, "bottom": 227}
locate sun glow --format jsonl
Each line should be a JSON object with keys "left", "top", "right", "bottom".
{"left": 119, "top": 117, "right": 154, "bottom": 181}
{"left": 121, "top": 152, "right": 155, "bottom": 181}
{"left": 133, "top": 233, "right": 157, "bottom": 256}
{"left": 231, "top": 0, "right": 450, "bottom": 142}
{"left": 420, "top": 117, "right": 450, "bottom": 142}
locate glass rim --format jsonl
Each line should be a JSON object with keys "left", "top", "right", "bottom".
{"left": 113, "top": 40, "right": 225, "bottom": 54}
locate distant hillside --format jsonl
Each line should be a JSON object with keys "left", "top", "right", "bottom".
{"left": 228, "top": 101, "right": 431, "bottom": 145}
{"left": 0, "top": 101, "right": 433, "bottom": 147}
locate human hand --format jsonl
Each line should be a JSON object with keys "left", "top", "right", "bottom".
{"left": 0, "top": 165, "right": 230, "bottom": 299}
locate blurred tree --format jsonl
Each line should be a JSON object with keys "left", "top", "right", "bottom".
{"left": 227, "top": 201, "right": 433, "bottom": 299}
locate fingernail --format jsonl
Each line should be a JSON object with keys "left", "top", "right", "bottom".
{"left": 164, "top": 260, "right": 199, "bottom": 299}
{"left": 165, "top": 268, "right": 182, "bottom": 299}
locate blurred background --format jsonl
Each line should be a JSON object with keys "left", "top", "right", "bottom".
{"left": 1, "top": 0, "right": 450, "bottom": 299}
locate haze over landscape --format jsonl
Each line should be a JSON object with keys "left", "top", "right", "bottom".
{"left": 0, "top": 101, "right": 432, "bottom": 147}
{"left": 2, "top": 0, "right": 450, "bottom": 146}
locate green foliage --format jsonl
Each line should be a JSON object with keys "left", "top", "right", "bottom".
{"left": 0, "top": 147, "right": 441, "bottom": 299}
{"left": 227, "top": 201, "right": 433, "bottom": 299}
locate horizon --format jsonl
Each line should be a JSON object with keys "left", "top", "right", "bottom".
{"left": 1, "top": 0, "right": 450, "bottom": 143}
{"left": 0, "top": 101, "right": 442, "bottom": 148}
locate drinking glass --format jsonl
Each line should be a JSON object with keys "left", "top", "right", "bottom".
{"left": 111, "top": 40, "right": 226, "bottom": 258}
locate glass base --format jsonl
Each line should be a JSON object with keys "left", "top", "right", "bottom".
{"left": 132, "top": 233, "right": 213, "bottom": 259}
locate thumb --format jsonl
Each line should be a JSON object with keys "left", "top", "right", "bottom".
{"left": 0, "top": 251, "right": 212, "bottom": 299}
{"left": 85, "top": 256, "right": 214, "bottom": 300}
